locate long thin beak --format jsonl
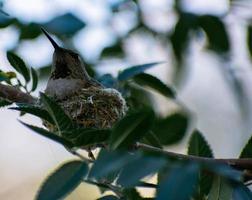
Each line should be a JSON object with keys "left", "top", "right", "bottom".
{"left": 41, "top": 28, "right": 60, "bottom": 50}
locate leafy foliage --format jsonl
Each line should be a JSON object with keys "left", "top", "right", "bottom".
{"left": 240, "top": 134, "right": 252, "bottom": 158}
{"left": 118, "top": 62, "right": 165, "bottom": 81}
{"left": 1, "top": 1, "right": 252, "bottom": 199}
{"left": 7, "top": 51, "right": 30, "bottom": 82}
{"left": 188, "top": 130, "right": 214, "bottom": 198}
{"left": 152, "top": 112, "right": 189, "bottom": 145}
{"left": 156, "top": 163, "right": 200, "bottom": 200}
{"left": 208, "top": 176, "right": 233, "bottom": 200}
{"left": 40, "top": 93, "right": 75, "bottom": 133}
{"left": 109, "top": 107, "right": 155, "bottom": 150}
{"left": 43, "top": 13, "right": 85, "bottom": 36}
{"left": 133, "top": 73, "right": 175, "bottom": 99}
{"left": 36, "top": 161, "right": 88, "bottom": 200}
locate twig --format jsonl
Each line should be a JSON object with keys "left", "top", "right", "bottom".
{"left": 68, "top": 149, "right": 94, "bottom": 163}
{"left": 137, "top": 142, "right": 252, "bottom": 171}
{"left": 84, "top": 179, "right": 123, "bottom": 198}
{"left": 0, "top": 83, "right": 37, "bottom": 104}
{"left": 137, "top": 181, "right": 157, "bottom": 189}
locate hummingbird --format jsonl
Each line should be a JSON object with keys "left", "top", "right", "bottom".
{"left": 41, "top": 28, "right": 127, "bottom": 130}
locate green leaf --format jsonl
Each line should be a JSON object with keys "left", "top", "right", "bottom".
{"left": 0, "top": 12, "right": 14, "bottom": 28}
{"left": 199, "top": 15, "right": 230, "bottom": 53}
{"left": 206, "top": 163, "right": 242, "bottom": 182}
{"left": 20, "top": 121, "right": 73, "bottom": 148}
{"left": 68, "top": 128, "right": 111, "bottom": 147}
{"left": 10, "top": 105, "right": 54, "bottom": 125}
{"left": 43, "top": 13, "right": 85, "bottom": 36}
{"left": 19, "top": 22, "right": 41, "bottom": 40}
{"left": 208, "top": 176, "right": 233, "bottom": 200}
{"left": 101, "top": 42, "right": 124, "bottom": 58}
{"left": 170, "top": 13, "right": 198, "bottom": 60}
{"left": 31, "top": 67, "right": 38, "bottom": 92}
{"left": 109, "top": 108, "right": 155, "bottom": 150}
{"left": 142, "top": 131, "right": 163, "bottom": 149}
{"left": 233, "top": 182, "right": 252, "bottom": 200}
{"left": 152, "top": 112, "right": 189, "bottom": 145}
{"left": 89, "top": 150, "right": 139, "bottom": 179}
{"left": 117, "top": 156, "right": 167, "bottom": 187}
{"left": 98, "top": 195, "right": 119, "bottom": 200}
{"left": 247, "top": 26, "right": 252, "bottom": 58}
{"left": 36, "top": 161, "right": 88, "bottom": 200}
{"left": 118, "top": 62, "right": 165, "bottom": 81}
{"left": 0, "top": 98, "right": 12, "bottom": 108}
{"left": 133, "top": 73, "right": 176, "bottom": 99}
{"left": 188, "top": 130, "right": 213, "bottom": 157}
{"left": 125, "top": 83, "right": 153, "bottom": 109}
{"left": 40, "top": 93, "right": 75, "bottom": 133}
{"left": 188, "top": 130, "right": 214, "bottom": 198}
{"left": 7, "top": 51, "right": 30, "bottom": 82}
{"left": 240, "top": 134, "right": 252, "bottom": 158}
{"left": 156, "top": 163, "right": 199, "bottom": 200}
{"left": 123, "top": 189, "right": 144, "bottom": 200}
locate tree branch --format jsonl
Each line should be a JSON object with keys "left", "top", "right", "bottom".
{"left": 0, "top": 83, "right": 37, "bottom": 104}
{"left": 137, "top": 142, "right": 252, "bottom": 171}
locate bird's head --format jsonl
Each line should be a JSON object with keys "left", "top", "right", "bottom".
{"left": 41, "top": 28, "right": 89, "bottom": 80}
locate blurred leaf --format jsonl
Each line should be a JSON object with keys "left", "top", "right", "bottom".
{"left": 117, "top": 156, "right": 167, "bottom": 187}
{"left": 67, "top": 128, "right": 111, "bottom": 147}
{"left": 125, "top": 83, "right": 153, "bottom": 109}
{"left": 0, "top": 98, "right": 12, "bottom": 108}
{"left": 101, "top": 42, "right": 124, "bottom": 58}
{"left": 208, "top": 176, "right": 233, "bottom": 200}
{"left": 143, "top": 131, "right": 163, "bottom": 149}
{"left": 10, "top": 105, "right": 54, "bottom": 125}
{"left": 247, "top": 26, "right": 252, "bottom": 58}
{"left": 123, "top": 189, "right": 144, "bottom": 200}
{"left": 43, "top": 13, "right": 85, "bottom": 36}
{"left": 0, "top": 71, "right": 15, "bottom": 82}
{"left": 170, "top": 13, "right": 198, "bottom": 60}
{"left": 118, "top": 62, "right": 165, "bottom": 81}
{"left": 240, "top": 133, "right": 252, "bottom": 158}
{"left": 206, "top": 163, "right": 242, "bottom": 182}
{"left": 19, "top": 23, "right": 41, "bottom": 40}
{"left": 7, "top": 51, "right": 30, "bottom": 82}
{"left": 152, "top": 112, "right": 189, "bottom": 145}
{"left": 40, "top": 93, "right": 75, "bottom": 133}
{"left": 233, "top": 182, "right": 252, "bottom": 200}
{"left": 109, "top": 107, "right": 155, "bottom": 150}
{"left": 133, "top": 73, "right": 176, "bottom": 99}
{"left": 98, "top": 195, "right": 119, "bottom": 200}
{"left": 31, "top": 67, "right": 38, "bottom": 92}
{"left": 0, "top": 13, "right": 14, "bottom": 28}
{"left": 38, "top": 65, "right": 51, "bottom": 79}
{"left": 156, "top": 163, "right": 199, "bottom": 200}
{"left": 36, "top": 161, "right": 88, "bottom": 200}
{"left": 98, "top": 74, "right": 118, "bottom": 88}
{"left": 89, "top": 150, "right": 139, "bottom": 179}
{"left": 199, "top": 15, "right": 230, "bottom": 53}
{"left": 94, "top": 149, "right": 121, "bottom": 191}
{"left": 188, "top": 130, "right": 214, "bottom": 198}
{"left": 20, "top": 122, "right": 74, "bottom": 148}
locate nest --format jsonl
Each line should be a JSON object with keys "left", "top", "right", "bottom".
{"left": 45, "top": 87, "right": 127, "bottom": 130}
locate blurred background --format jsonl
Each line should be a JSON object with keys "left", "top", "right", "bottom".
{"left": 1, "top": 0, "right": 252, "bottom": 199}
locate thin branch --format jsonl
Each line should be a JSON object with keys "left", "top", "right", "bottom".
{"left": 137, "top": 142, "right": 252, "bottom": 171}
{"left": 0, "top": 83, "right": 37, "bottom": 104}
{"left": 84, "top": 179, "right": 123, "bottom": 198}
